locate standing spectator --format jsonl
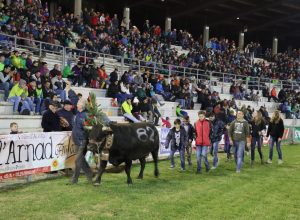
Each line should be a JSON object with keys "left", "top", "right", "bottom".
{"left": 210, "top": 113, "right": 226, "bottom": 169}
{"left": 0, "top": 65, "right": 13, "bottom": 101}
{"left": 41, "top": 101, "right": 61, "bottom": 132}
{"left": 10, "top": 122, "right": 19, "bottom": 134}
{"left": 70, "top": 100, "right": 93, "bottom": 184}
{"left": 57, "top": 100, "right": 74, "bottom": 131}
{"left": 250, "top": 111, "right": 266, "bottom": 165}
{"left": 165, "top": 118, "right": 188, "bottom": 171}
{"left": 267, "top": 110, "right": 284, "bottom": 164}
{"left": 194, "top": 110, "right": 211, "bottom": 173}
{"left": 182, "top": 116, "right": 194, "bottom": 166}
{"left": 229, "top": 110, "right": 250, "bottom": 173}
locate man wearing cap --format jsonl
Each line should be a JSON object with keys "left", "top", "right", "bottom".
{"left": 57, "top": 100, "right": 74, "bottom": 131}
{"left": 41, "top": 100, "right": 61, "bottom": 132}
{"left": 8, "top": 79, "right": 30, "bottom": 113}
{"left": 0, "top": 65, "right": 13, "bottom": 101}
{"left": 121, "top": 97, "right": 140, "bottom": 123}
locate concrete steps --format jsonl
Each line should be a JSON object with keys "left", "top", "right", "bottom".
{"left": 0, "top": 102, "right": 13, "bottom": 115}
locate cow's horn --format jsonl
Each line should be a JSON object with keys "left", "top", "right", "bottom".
{"left": 102, "top": 126, "right": 109, "bottom": 131}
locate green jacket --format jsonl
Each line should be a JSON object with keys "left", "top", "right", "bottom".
{"left": 229, "top": 119, "right": 250, "bottom": 142}
{"left": 11, "top": 55, "right": 22, "bottom": 69}
{"left": 122, "top": 101, "right": 133, "bottom": 115}
{"left": 8, "top": 83, "right": 28, "bottom": 98}
{"left": 0, "top": 62, "right": 4, "bottom": 72}
{"left": 63, "top": 65, "right": 73, "bottom": 78}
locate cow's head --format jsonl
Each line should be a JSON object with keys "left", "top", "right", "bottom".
{"left": 87, "top": 124, "right": 111, "bottom": 153}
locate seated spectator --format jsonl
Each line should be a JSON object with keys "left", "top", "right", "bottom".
{"left": 49, "top": 64, "right": 62, "bottom": 78}
{"left": 116, "top": 81, "right": 132, "bottom": 104}
{"left": 7, "top": 79, "right": 31, "bottom": 113}
{"left": 132, "top": 97, "right": 146, "bottom": 122}
{"left": 136, "top": 84, "right": 147, "bottom": 101}
{"left": 71, "top": 62, "right": 83, "bottom": 86}
{"left": 139, "top": 97, "right": 153, "bottom": 122}
{"left": 41, "top": 101, "right": 61, "bottom": 132}
{"left": 269, "top": 87, "right": 278, "bottom": 102}
{"left": 10, "top": 122, "right": 19, "bottom": 134}
{"left": 57, "top": 100, "right": 74, "bottom": 131}
{"left": 27, "top": 80, "right": 41, "bottom": 114}
{"left": 51, "top": 72, "right": 66, "bottom": 101}
{"left": 31, "top": 71, "right": 42, "bottom": 83}
{"left": 0, "top": 64, "right": 13, "bottom": 100}
{"left": 106, "top": 80, "right": 120, "bottom": 99}
{"left": 176, "top": 104, "right": 188, "bottom": 118}
{"left": 133, "top": 72, "right": 143, "bottom": 86}
{"left": 121, "top": 97, "right": 140, "bottom": 123}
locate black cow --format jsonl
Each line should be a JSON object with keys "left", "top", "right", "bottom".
{"left": 87, "top": 123, "right": 159, "bottom": 185}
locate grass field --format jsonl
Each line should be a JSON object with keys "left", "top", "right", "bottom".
{"left": 1, "top": 145, "right": 300, "bottom": 220}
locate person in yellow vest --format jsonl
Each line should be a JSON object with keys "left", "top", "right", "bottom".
{"left": 8, "top": 79, "right": 33, "bottom": 114}
{"left": 10, "top": 51, "right": 22, "bottom": 69}
{"left": 121, "top": 97, "right": 140, "bottom": 123}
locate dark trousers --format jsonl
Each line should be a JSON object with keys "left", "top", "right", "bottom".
{"left": 251, "top": 136, "right": 263, "bottom": 161}
{"left": 72, "top": 143, "right": 93, "bottom": 183}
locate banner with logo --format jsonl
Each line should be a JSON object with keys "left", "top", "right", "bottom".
{"left": 159, "top": 127, "right": 171, "bottom": 156}
{"left": 0, "top": 132, "right": 76, "bottom": 180}
{"left": 294, "top": 127, "right": 300, "bottom": 143}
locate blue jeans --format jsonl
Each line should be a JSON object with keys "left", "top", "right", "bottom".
{"left": 21, "top": 98, "right": 34, "bottom": 112}
{"left": 233, "top": 141, "right": 245, "bottom": 172}
{"left": 55, "top": 89, "right": 66, "bottom": 101}
{"left": 251, "top": 136, "right": 263, "bottom": 161}
{"left": 0, "top": 82, "right": 10, "bottom": 100}
{"left": 8, "top": 96, "right": 21, "bottom": 111}
{"left": 212, "top": 141, "right": 219, "bottom": 167}
{"left": 34, "top": 97, "right": 42, "bottom": 114}
{"left": 269, "top": 136, "right": 282, "bottom": 160}
{"left": 170, "top": 148, "right": 185, "bottom": 169}
{"left": 196, "top": 146, "right": 209, "bottom": 171}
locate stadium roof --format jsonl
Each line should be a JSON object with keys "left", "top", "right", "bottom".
{"left": 120, "top": 0, "right": 300, "bottom": 49}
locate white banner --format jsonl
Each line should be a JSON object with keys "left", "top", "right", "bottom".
{"left": 0, "top": 132, "right": 76, "bottom": 180}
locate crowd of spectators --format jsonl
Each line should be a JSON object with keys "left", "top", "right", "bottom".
{"left": 0, "top": 0, "right": 300, "bottom": 124}
{"left": 0, "top": 0, "right": 299, "bottom": 83}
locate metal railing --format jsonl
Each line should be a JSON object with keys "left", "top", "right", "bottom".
{"left": 0, "top": 32, "right": 299, "bottom": 93}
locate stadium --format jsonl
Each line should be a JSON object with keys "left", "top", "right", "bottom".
{"left": 0, "top": 0, "right": 300, "bottom": 219}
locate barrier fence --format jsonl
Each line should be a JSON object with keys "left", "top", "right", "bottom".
{"left": 1, "top": 32, "right": 299, "bottom": 93}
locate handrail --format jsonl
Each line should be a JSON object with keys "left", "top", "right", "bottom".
{"left": 0, "top": 32, "right": 298, "bottom": 92}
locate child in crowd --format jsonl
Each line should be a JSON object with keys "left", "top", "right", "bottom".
{"left": 10, "top": 122, "right": 19, "bottom": 134}
{"left": 165, "top": 119, "right": 188, "bottom": 171}
{"left": 161, "top": 117, "right": 172, "bottom": 128}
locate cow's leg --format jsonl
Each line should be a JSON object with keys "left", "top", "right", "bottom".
{"left": 94, "top": 160, "right": 107, "bottom": 186}
{"left": 125, "top": 160, "right": 133, "bottom": 185}
{"left": 137, "top": 157, "right": 146, "bottom": 179}
{"left": 151, "top": 150, "right": 159, "bottom": 177}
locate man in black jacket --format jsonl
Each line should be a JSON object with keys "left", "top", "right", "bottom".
{"left": 41, "top": 101, "right": 61, "bottom": 132}
{"left": 57, "top": 100, "right": 74, "bottom": 131}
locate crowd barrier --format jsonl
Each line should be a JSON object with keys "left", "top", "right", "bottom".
{"left": 0, "top": 125, "right": 299, "bottom": 182}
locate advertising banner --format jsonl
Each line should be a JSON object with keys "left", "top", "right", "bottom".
{"left": 0, "top": 132, "right": 76, "bottom": 180}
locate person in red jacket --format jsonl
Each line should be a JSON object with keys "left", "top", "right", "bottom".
{"left": 194, "top": 110, "right": 211, "bottom": 173}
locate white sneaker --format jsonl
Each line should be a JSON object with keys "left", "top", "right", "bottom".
{"left": 211, "top": 166, "right": 217, "bottom": 170}
{"left": 170, "top": 165, "right": 175, "bottom": 169}
{"left": 278, "top": 160, "right": 283, "bottom": 165}
{"left": 267, "top": 159, "right": 272, "bottom": 164}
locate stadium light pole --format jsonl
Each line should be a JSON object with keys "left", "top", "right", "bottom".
{"left": 165, "top": 17, "right": 172, "bottom": 33}
{"left": 272, "top": 37, "right": 278, "bottom": 56}
{"left": 238, "top": 32, "right": 245, "bottom": 52}
{"left": 123, "top": 7, "right": 130, "bottom": 31}
{"left": 203, "top": 26, "right": 210, "bottom": 47}
{"left": 74, "top": 0, "right": 82, "bottom": 18}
